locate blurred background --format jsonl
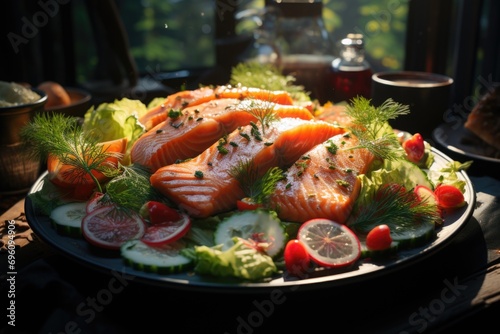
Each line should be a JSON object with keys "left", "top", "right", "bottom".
{"left": 1, "top": 0, "right": 498, "bottom": 112}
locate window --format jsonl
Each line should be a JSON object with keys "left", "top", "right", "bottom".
{"left": 238, "top": 0, "right": 409, "bottom": 73}
{"left": 71, "top": 0, "right": 216, "bottom": 85}
{"left": 70, "top": 0, "right": 408, "bottom": 86}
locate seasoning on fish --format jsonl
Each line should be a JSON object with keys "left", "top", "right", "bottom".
{"left": 139, "top": 85, "right": 295, "bottom": 131}
{"left": 315, "top": 103, "right": 354, "bottom": 128}
{"left": 131, "top": 98, "right": 314, "bottom": 172}
{"left": 150, "top": 118, "right": 344, "bottom": 218}
{"left": 139, "top": 86, "right": 216, "bottom": 131}
{"left": 269, "top": 133, "right": 375, "bottom": 223}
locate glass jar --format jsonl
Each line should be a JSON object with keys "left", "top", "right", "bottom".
{"left": 270, "top": 0, "right": 335, "bottom": 104}
{"left": 329, "top": 33, "right": 373, "bottom": 103}
{"left": 236, "top": 5, "right": 280, "bottom": 65}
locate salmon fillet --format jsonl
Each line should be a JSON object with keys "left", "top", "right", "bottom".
{"left": 139, "top": 85, "right": 294, "bottom": 130}
{"left": 139, "top": 86, "right": 216, "bottom": 131}
{"left": 315, "top": 103, "right": 354, "bottom": 128}
{"left": 151, "top": 118, "right": 344, "bottom": 218}
{"left": 131, "top": 98, "right": 314, "bottom": 172}
{"left": 270, "top": 133, "right": 375, "bottom": 223}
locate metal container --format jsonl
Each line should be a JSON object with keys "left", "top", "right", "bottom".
{"left": 0, "top": 88, "right": 47, "bottom": 194}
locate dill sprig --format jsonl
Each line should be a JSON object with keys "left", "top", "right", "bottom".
{"left": 348, "top": 127, "right": 404, "bottom": 161}
{"left": 346, "top": 97, "right": 410, "bottom": 133}
{"left": 19, "top": 112, "right": 122, "bottom": 193}
{"left": 343, "top": 97, "right": 410, "bottom": 161}
{"left": 230, "top": 160, "right": 284, "bottom": 206}
{"left": 236, "top": 99, "right": 279, "bottom": 135}
{"left": 104, "top": 164, "right": 165, "bottom": 212}
{"left": 348, "top": 186, "right": 441, "bottom": 234}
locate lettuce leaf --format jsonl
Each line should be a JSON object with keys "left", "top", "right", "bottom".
{"left": 190, "top": 237, "right": 277, "bottom": 280}
{"left": 147, "top": 96, "right": 167, "bottom": 109}
{"left": 83, "top": 98, "right": 148, "bottom": 163}
{"left": 356, "top": 158, "right": 434, "bottom": 208}
{"left": 427, "top": 160, "right": 472, "bottom": 192}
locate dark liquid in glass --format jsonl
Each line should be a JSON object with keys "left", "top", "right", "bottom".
{"left": 329, "top": 67, "right": 373, "bottom": 104}
{"left": 280, "top": 54, "right": 334, "bottom": 105}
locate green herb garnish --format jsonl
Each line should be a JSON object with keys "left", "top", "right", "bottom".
{"left": 230, "top": 160, "right": 284, "bottom": 206}
{"left": 216, "top": 136, "right": 229, "bottom": 154}
{"left": 344, "top": 97, "right": 409, "bottom": 161}
{"left": 230, "top": 62, "right": 309, "bottom": 102}
{"left": 19, "top": 112, "right": 122, "bottom": 194}
{"left": 168, "top": 109, "right": 182, "bottom": 119}
{"left": 348, "top": 185, "right": 441, "bottom": 234}
{"left": 236, "top": 99, "right": 279, "bottom": 136}
{"left": 104, "top": 164, "right": 164, "bottom": 212}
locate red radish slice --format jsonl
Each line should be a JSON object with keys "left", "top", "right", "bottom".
{"left": 82, "top": 205, "right": 146, "bottom": 250}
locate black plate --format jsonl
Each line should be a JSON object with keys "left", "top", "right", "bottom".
{"left": 432, "top": 122, "right": 500, "bottom": 179}
{"left": 433, "top": 122, "right": 500, "bottom": 162}
{"left": 25, "top": 148, "right": 476, "bottom": 293}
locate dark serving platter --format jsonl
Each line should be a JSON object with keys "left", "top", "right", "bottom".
{"left": 25, "top": 148, "right": 476, "bottom": 293}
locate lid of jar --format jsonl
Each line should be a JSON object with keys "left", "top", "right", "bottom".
{"left": 266, "top": 0, "right": 323, "bottom": 18}
{"left": 341, "top": 33, "right": 364, "bottom": 47}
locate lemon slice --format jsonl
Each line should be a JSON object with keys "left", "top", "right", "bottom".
{"left": 298, "top": 218, "right": 361, "bottom": 268}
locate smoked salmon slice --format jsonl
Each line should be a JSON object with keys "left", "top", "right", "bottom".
{"left": 139, "top": 85, "right": 295, "bottom": 130}
{"left": 269, "top": 133, "right": 375, "bottom": 223}
{"left": 131, "top": 98, "right": 314, "bottom": 172}
{"left": 150, "top": 118, "right": 344, "bottom": 218}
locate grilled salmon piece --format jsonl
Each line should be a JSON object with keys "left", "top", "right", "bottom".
{"left": 131, "top": 98, "right": 314, "bottom": 172}
{"left": 270, "top": 133, "right": 375, "bottom": 223}
{"left": 315, "top": 103, "right": 354, "bottom": 128}
{"left": 213, "top": 85, "right": 294, "bottom": 105}
{"left": 139, "top": 86, "right": 216, "bottom": 131}
{"left": 151, "top": 118, "right": 344, "bottom": 218}
{"left": 139, "top": 85, "right": 294, "bottom": 130}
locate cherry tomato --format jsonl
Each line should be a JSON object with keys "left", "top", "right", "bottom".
{"left": 402, "top": 133, "right": 425, "bottom": 163}
{"left": 434, "top": 184, "right": 465, "bottom": 209}
{"left": 283, "top": 239, "right": 310, "bottom": 277}
{"left": 140, "top": 201, "right": 182, "bottom": 225}
{"left": 365, "top": 224, "right": 393, "bottom": 251}
{"left": 236, "top": 197, "right": 262, "bottom": 211}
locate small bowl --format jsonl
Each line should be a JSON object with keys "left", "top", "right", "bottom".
{"left": 0, "top": 87, "right": 47, "bottom": 145}
{"left": 46, "top": 87, "right": 92, "bottom": 117}
{"left": 0, "top": 87, "right": 47, "bottom": 194}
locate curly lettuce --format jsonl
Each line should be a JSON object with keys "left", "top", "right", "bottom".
{"left": 187, "top": 237, "right": 277, "bottom": 280}
{"left": 83, "top": 98, "right": 148, "bottom": 163}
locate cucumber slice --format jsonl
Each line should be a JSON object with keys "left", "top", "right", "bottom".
{"left": 361, "top": 242, "right": 399, "bottom": 260}
{"left": 49, "top": 202, "right": 87, "bottom": 237}
{"left": 391, "top": 221, "right": 436, "bottom": 250}
{"left": 384, "top": 159, "right": 433, "bottom": 190}
{"left": 360, "top": 221, "right": 436, "bottom": 259}
{"left": 121, "top": 239, "right": 193, "bottom": 274}
{"left": 214, "top": 210, "right": 286, "bottom": 258}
